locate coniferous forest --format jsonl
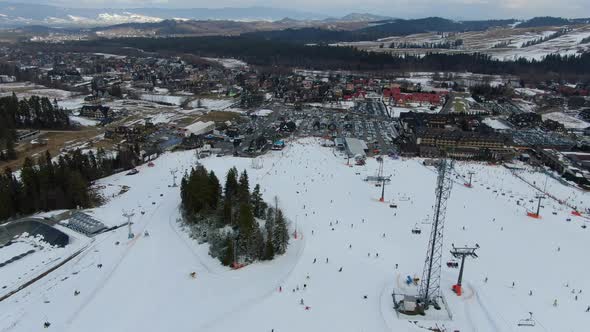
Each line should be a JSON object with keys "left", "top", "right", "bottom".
{"left": 0, "top": 147, "right": 142, "bottom": 224}
{"left": 181, "top": 165, "right": 289, "bottom": 266}
{"left": 0, "top": 93, "right": 71, "bottom": 161}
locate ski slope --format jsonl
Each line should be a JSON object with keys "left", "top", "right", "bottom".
{"left": 1, "top": 138, "right": 589, "bottom": 332}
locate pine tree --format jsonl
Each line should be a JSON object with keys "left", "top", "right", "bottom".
{"left": 5, "top": 136, "right": 16, "bottom": 160}
{"left": 237, "top": 202, "right": 257, "bottom": 261}
{"left": 251, "top": 184, "right": 266, "bottom": 218}
{"left": 238, "top": 170, "right": 250, "bottom": 203}
{"left": 273, "top": 208, "right": 289, "bottom": 255}
{"left": 207, "top": 171, "right": 221, "bottom": 210}
{"left": 263, "top": 211, "right": 275, "bottom": 260}
{"left": 221, "top": 236, "right": 235, "bottom": 266}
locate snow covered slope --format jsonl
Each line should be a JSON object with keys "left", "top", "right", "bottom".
{"left": 1, "top": 138, "right": 589, "bottom": 332}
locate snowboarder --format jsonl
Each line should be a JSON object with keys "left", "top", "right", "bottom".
{"left": 338, "top": 267, "right": 343, "bottom": 272}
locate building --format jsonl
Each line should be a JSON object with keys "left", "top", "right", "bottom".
{"left": 344, "top": 137, "right": 368, "bottom": 158}
{"left": 64, "top": 212, "right": 107, "bottom": 237}
{"left": 183, "top": 121, "right": 215, "bottom": 137}
{"left": 79, "top": 105, "right": 113, "bottom": 119}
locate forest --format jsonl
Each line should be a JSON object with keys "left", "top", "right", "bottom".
{"left": 0, "top": 93, "right": 71, "bottom": 161}
{"left": 0, "top": 146, "right": 141, "bottom": 223}
{"left": 181, "top": 165, "right": 289, "bottom": 266}
{"left": 62, "top": 36, "right": 590, "bottom": 81}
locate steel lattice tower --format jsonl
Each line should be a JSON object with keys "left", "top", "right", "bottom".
{"left": 419, "top": 159, "right": 455, "bottom": 309}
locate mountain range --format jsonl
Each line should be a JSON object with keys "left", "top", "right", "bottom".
{"left": 0, "top": 2, "right": 393, "bottom": 27}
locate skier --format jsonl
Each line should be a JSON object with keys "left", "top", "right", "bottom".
{"left": 44, "top": 322, "right": 51, "bottom": 329}
{"left": 300, "top": 298, "right": 304, "bottom": 305}
{"left": 311, "top": 230, "right": 314, "bottom": 235}
{"left": 338, "top": 267, "right": 343, "bottom": 272}
{"left": 529, "top": 290, "right": 533, "bottom": 296}
{"left": 349, "top": 244, "right": 352, "bottom": 249}
{"left": 97, "top": 263, "right": 102, "bottom": 268}
{"left": 304, "top": 284, "right": 307, "bottom": 289}
{"left": 375, "top": 253, "right": 379, "bottom": 258}
{"left": 363, "top": 295, "right": 368, "bottom": 299}
{"left": 484, "top": 277, "right": 488, "bottom": 283}
{"left": 144, "top": 230, "right": 150, "bottom": 237}
{"left": 512, "top": 281, "right": 515, "bottom": 288}
{"left": 553, "top": 299, "right": 558, "bottom": 307}
{"left": 326, "top": 258, "right": 329, "bottom": 263}
{"left": 395, "top": 263, "right": 398, "bottom": 269}
{"left": 279, "top": 286, "right": 282, "bottom": 292}
{"left": 74, "top": 290, "right": 80, "bottom": 296}
{"left": 586, "top": 306, "right": 590, "bottom": 312}
{"left": 313, "top": 258, "right": 317, "bottom": 264}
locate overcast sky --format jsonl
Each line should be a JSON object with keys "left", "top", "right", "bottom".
{"left": 8, "top": 0, "right": 590, "bottom": 19}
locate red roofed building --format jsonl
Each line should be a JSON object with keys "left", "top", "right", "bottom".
{"left": 383, "top": 87, "right": 448, "bottom": 106}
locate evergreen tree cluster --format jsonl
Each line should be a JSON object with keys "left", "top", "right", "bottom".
{"left": 0, "top": 147, "right": 139, "bottom": 223}
{"left": 521, "top": 28, "right": 571, "bottom": 48}
{"left": 181, "top": 166, "right": 289, "bottom": 265}
{"left": 389, "top": 39, "right": 463, "bottom": 49}
{"left": 0, "top": 93, "right": 71, "bottom": 161}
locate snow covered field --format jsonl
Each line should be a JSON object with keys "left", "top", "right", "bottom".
{"left": 542, "top": 112, "right": 590, "bottom": 130}
{"left": 1, "top": 138, "right": 589, "bottom": 332}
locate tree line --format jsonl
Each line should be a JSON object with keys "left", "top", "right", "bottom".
{"left": 181, "top": 165, "right": 289, "bottom": 266}
{"left": 0, "top": 146, "right": 141, "bottom": 223}
{"left": 0, "top": 93, "right": 71, "bottom": 161}
{"left": 521, "top": 28, "right": 571, "bottom": 48}
{"left": 389, "top": 39, "right": 463, "bottom": 49}
{"left": 55, "top": 36, "right": 590, "bottom": 82}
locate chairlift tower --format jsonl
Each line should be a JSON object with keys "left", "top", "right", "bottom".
{"left": 465, "top": 171, "right": 475, "bottom": 188}
{"left": 170, "top": 169, "right": 178, "bottom": 187}
{"left": 418, "top": 159, "right": 455, "bottom": 309}
{"left": 123, "top": 210, "right": 135, "bottom": 239}
{"left": 450, "top": 243, "right": 479, "bottom": 296}
{"left": 527, "top": 194, "right": 545, "bottom": 219}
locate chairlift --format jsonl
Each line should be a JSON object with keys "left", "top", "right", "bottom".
{"left": 446, "top": 259, "right": 459, "bottom": 268}
{"left": 517, "top": 312, "right": 535, "bottom": 327}
{"left": 411, "top": 224, "right": 421, "bottom": 234}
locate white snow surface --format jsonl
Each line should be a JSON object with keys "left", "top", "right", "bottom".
{"left": 542, "top": 112, "right": 590, "bottom": 129}
{"left": 1, "top": 138, "right": 590, "bottom": 332}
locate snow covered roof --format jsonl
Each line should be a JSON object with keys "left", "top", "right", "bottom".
{"left": 184, "top": 121, "right": 215, "bottom": 136}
